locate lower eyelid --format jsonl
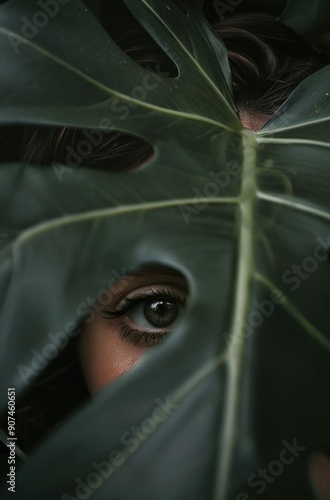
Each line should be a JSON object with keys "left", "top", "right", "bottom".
{"left": 117, "top": 323, "right": 169, "bottom": 347}
{"left": 98, "top": 287, "right": 187, "bottom": 350}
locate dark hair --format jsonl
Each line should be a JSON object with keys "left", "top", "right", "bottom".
{"left": 2, "top": 0, "right": 330, "bottom": 459}
{"left": 214, "top": 12, "right": 329, "bottom": 117}
{"left": 19, "top": 0, "right": 330, "bottom": 171}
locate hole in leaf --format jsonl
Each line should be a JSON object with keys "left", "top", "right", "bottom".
{"left": 0, "top": 333, "right": 88, "bottom": 457}
{"left": 80, "top": 263, "right": 189, "bottom": 395}
{"left": 0, "top": 264, "right": 188, "bottom": 455}
{"left": 82, "top": 0, "right": 101, "bottom": 19}
{"left": 100, "top": 0, "right": 178, "bottom": 78}
{"left": 0, "top": 125, "right": 26, "bottom": 163}
{"left": 0, "top": 125, "right": 154, "bottom": 172}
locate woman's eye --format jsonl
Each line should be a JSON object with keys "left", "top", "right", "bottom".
{"left": 128, "top": 297, "right": 181, "bottom": 330}
{"left": 99, "top": 285, "right": 187, "bottom": 348}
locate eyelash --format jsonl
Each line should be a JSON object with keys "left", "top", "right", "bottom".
{"left": 99, "top": 286, "right": 186, "bottom": 348}
{"left": 114, "top": 323, "right": 169, "bottom": 348}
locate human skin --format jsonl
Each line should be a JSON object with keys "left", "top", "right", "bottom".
{"left": 79, "top": 265, "right": 188, "bottom": 394}
{"left": 78, "top": 197, "right": 329, "bottom": 499}
{"left": 79, "top": 261, "right": 330, "bottom": 498}
{"left": 309, "top": 454, "right": 330, "bottom": 500}
{"left": 79, "top": 113, "right": 272, "bottom": 396}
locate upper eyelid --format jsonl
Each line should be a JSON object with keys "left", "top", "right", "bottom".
{"left": 116, "top": 283, "right": 186, "bottom": 303}
{"left": 99, "top": 284, "right": 188, "bottom": 317}
{"left": 111, "top": 272, "right": 187, "bottom": 295}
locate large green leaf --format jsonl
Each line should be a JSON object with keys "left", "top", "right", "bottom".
{"left": 281, "top": 0, "right": 330, "bottom": 53}
{"left": 0, "top": 0, "right": 237, "bottom": 134}
{"left": 0, "top": 1, "right": 330, "bottom": 499}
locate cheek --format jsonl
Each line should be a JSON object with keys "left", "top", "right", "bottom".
{"left": 79, "top": 318, "right": 145, "bottom": 395}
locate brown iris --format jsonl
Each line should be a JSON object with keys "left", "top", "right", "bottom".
{"left": 144, "top": 299, "right": 178, "bottom": 327}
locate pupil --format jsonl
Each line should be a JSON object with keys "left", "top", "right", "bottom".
{"left": 144, "top": 299, "right": 177, "bottom": 327}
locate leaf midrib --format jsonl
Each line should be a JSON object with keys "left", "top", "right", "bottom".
{"left": 137, "top": 0, "right": 237, "bottom": 120}
{"left": 214, "top": 131, "right": 258, "bottom": 499}
{"left": 0, "top": 28, "right": 232, "bottom": 133}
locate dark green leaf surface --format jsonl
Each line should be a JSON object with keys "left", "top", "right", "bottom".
{"left": 281, "top": 0, "right": 330, "bottom": 53}
{"left": 0, "top": 0, "right": 238, "bottom": 137}
{"left": 0, "top": 1, "right": 329, "bottom": 499}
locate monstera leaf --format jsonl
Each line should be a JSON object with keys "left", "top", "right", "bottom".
{"left": 281, "top": 0, "right": 330, "bottom": 53}
{"left": 0, "top": 0, "right": 330, "bottom": 499}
